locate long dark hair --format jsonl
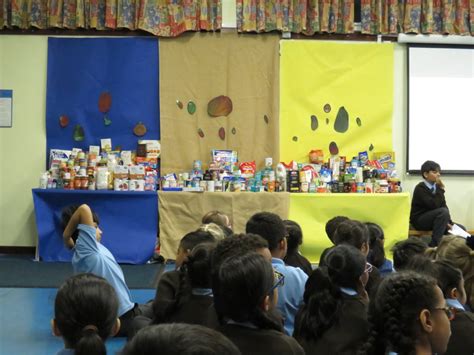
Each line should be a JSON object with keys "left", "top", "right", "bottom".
{"left": 212, "top": 252, "right": 282, "bottom": 332}
{"left": 359, "top": 271, "right": 439, "bottom": 355}
{"left": 333, "top": 220, "right": 369, "bottom": 250}
{"left": 54, "top": 273, "right": 118, "bottom": 355}
{"left": 366, "top": 222, "right": 385, "bottom": 268}
{"left": 294, "top": 244, "right": 365, "bottom": 342}
{"left": 153, "top": 243, "right": 215, "bottom": 323}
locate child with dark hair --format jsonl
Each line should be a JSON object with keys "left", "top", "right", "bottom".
{"left": 410, "top": 160, "right": 464, "bottom": 247}
{"left": 360, "top": 271, "right": 451, "bottom": 355}
{"left": 283, "top": 220, "right": 312, "bottom": 276}
{"left": 432, "top": 260, "right": 474, "bottom": 355}
{"left": 246, "top": 212, "right": 308, "bottom": 336}
{"left": 52, "top": 273, "right": 120, "bottom": 355}
{"left": 153, "top": 243, "right": 217, "bottom": 325}
{"left": 211, "top": 233, "right": 272, "bottom": 269}
{"left": 122, "top": 323, "right": 241, "bottom": 355}
{"left": 175, "top": 230, "right": 217, "bottom": 268}
{"left": 325, "top": 220, "right": 381, "bottom": 298}
{"left": 319, "top": 216, "right": 350, "bottom": 264}
{"left": 365, "top": 222, "right": 393, "bottom": 277}
{"left": 131, "top": 243, "right": 218, "bottom": 337}
{"left": 213, "top": 252, "right": 304, "bottom": 355}
{"left": 294, "top": 244, "right": 369, "bottom": 354}
{"left": 60, "top": 204, "right": 152, "bottom": 337}
{"left": 434, "top": 235, "right": 474, "bottom": 310}
{"left": 391, "top": 237, "right": 428, "bottom": 271}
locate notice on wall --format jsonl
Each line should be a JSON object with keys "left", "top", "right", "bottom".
{"left": 0, "top": 90, "right": 13, "bottom": 128}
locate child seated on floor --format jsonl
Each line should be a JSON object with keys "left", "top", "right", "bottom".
{"left": 60, "top": 204, "right": 153, "bottom": 337}
{"left": 122, "top": 323, "right": 241, "bottom": 355}
{"left": 410, "top": 160, "right": 465, "bottom": 247}
{"left": 293, "top": 245, "right": 369, "bottom": 355}
{"left": 130, "top": 243, "right": 219, "bottom": 337}
{"left": 52, "top": 273, "right": 120, "bottom": 355}
{"left": 365, "top": 222, "right": 393, "bottom": 277}
{"left": 360, "top": 272, "right": 451, "bottom": 355}
{"left": 213, "top": 252, "right": 304, "bottom": 355}
{"left": 283, "top": 220, "right": 312, "bottom": 276}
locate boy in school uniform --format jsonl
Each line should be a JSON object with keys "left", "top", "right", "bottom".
{"left": 410, "top": 160, "right": 464, "bottom": 247}
{"left": 61, "top": 204, "right": 153, "bottom": 337}
{"left": 246, "top": 212, "right": 308, "bottom": 336}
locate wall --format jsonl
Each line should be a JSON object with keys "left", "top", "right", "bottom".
{"left": 0, "top": 36, "right": 472, "bottom": 248}
{"left": 0, "top": 36, "right": 47, "bottom": 246}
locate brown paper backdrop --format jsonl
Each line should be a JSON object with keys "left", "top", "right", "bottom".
{"left": 159, "top": 191, "right": 290, "bottom": 260}
{"left": 159, "top": 31, "right": 280, "bottom": 174}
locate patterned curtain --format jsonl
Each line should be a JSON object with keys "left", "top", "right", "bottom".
{"left": 0, "top": 0, "right": 221, "bottom": 37}
{"left": 361, "top": 0, "right": 473, "bottom": 35}
{"left": 236, "top": 0, "right": 355, "bottom": 34}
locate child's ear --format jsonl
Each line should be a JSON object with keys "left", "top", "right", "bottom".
{"left": 51, "top": 319, "right": 62, "bottom": 337}
{"left": 261, "top": 295, "right": 271, "bottom": 312}
{"left": 111, "top": 318, "right": 121, "bottom": 336}
{"left": 450, "top": 287, "right": 458, "bottom": 300}
{"left": 419, "top": 309, "right": 434, "bottom": 333}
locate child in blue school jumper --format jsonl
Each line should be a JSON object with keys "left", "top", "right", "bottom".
{"left": 52, "top": 273, "right": 120, "bottom": 355}
{"left": 61, "top": 204, "right": 153, "bottom": 338}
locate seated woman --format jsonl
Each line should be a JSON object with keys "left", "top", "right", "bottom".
{"left": 213, "top": 252, "right": 304, "bottom": 355}
{"left": 360, "top": 271, "right": 452, "bottom": 355}
{"left": 293, "top": 244, "right": 369, "bottom": 354}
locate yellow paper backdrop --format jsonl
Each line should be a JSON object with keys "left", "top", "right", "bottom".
{"left": 289, "top": 193, "right": 411, "bottom": 263}
{"left": 280, "top": 41, "right": 394, "bottom": 163}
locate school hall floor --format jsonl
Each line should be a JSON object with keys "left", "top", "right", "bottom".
{"left": 0, "top": 255, "right": 172, "bottom": 355}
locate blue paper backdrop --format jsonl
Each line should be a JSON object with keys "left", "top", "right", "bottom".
{"left": 46, "top": 38, "right": 159, "bottom": 166}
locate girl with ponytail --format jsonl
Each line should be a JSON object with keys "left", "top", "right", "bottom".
{"left": 294, "top": 244, "right": 369, "bottom": 354}
{"left": 52, "top": 273, "right": 120, "bottom": 355}
{"left": 213, "top": 252, "right": 304, "bottom": 355}
{"left": 360, "top": 271, "right": 451, "bottom": 355}
{"left": 152, "top": 242, "right": 218, "bottom": 326}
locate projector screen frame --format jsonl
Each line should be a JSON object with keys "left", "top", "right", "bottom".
{"left": 406, "top": 43, "right": 474, "bottom": 176}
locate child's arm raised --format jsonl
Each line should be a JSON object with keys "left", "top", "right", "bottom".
{"left": 63, "top": 204, "right": 95, "bottom": 249}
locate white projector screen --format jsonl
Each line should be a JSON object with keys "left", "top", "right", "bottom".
{"left": 407, "top": 44, "right": 474, "bottom": 175}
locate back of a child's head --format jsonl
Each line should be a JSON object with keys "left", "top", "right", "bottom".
{"left": 391, "top": 237, "right": 428, "bottom": 271}
{"left": 421, "top": 160, "right": 440, "bottom": 177}
{"left": 212, "top": 252, "right": 281, "bottom": 331}
{"left": 362, "top": 271, "right": 440, "bottom": 355}
{"left": 325, "top": 216, "right": 349, "bottom": 243}
{"left": 333, "top": 220, "right": 369, "bottom": 250}
{"left": 245, "top": 212, "right": 286, "bottom": 251}
{"left": 283, "top": 219, "right": 303, "bottom": 252}
{"left": 122, "top": 323, "right": 241, "bottom": 355}
{"left": 60, "top": 205, "right": 99, "bottom": 243}
{"left": 296, "top": 244, "right": 365, "bottom": 341}
{"left": 202, "top": 211, "right": 231, "bottom": 228}
{"left": 184, "top": 242, "right": 216, "bottom": 289}
{"left": 365, "top": 222, "right": 385, "bottom": 268}
{"left": 179, "top": 230, "right": 216, "bottom": 252}
{"left": 54, "top": 273, "right": 118, "bottom": 355}
{"left": 211, "top": 233, "right": 269, "bottom": 272}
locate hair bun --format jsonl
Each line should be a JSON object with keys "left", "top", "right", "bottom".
{"left": 328, "top": 253, "right": 345, "bottom": 270}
